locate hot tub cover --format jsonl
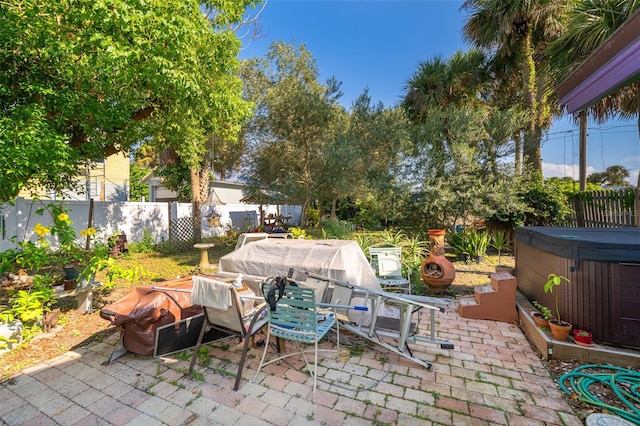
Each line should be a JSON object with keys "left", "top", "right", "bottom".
{"left": 515, "top": 226, "right": 640, "bottom": 263}
{"left": 218, "top": 238, "right": 382, "bottom": 290}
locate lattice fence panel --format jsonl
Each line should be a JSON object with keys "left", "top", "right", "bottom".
{"left": 170, "top": 217, "right": 196, "bottom": 252}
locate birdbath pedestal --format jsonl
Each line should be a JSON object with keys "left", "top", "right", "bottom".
{"left": 193, "top": 243, "right": 215, "bottom": 268}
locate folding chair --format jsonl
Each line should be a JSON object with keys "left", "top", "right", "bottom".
{"left": 254, "top": 283, "right": 339, "bottom": 402}
{"left": 188, "top": 275, "right": 268, "bottom": 391}
{"left": 369, "top": 246, "right": 412, "bottom": 294}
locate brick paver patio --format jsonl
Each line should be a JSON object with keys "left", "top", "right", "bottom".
{"left": 0, "top": 302, "right": 584, "bottom": 425}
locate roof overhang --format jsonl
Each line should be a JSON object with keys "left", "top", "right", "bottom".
{"left": 557, "top": 9, "right": 640, "bottom": 114}
{"left": 240, "top": 189, "right": 285, "bottom": 204}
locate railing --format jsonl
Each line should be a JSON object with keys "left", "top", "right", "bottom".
{"left": 566, "top": 188, "right": 639, "bottom": 228}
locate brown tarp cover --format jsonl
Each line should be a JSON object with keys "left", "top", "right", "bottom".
{"left": 100, "top": 277, "right": 199, "bottom": 356}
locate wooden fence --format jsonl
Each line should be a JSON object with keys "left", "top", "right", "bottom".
{"left": 567, "top": 188, "right": 639, "bottom": 228}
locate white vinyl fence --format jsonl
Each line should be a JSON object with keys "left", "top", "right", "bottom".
{"left": 0, "top": 198, "right": 301, "bottom": 252}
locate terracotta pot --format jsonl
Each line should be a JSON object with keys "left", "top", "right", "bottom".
{"left": 531, "top": 311, "right": 549, "bottom": 327}
{"left": 573, "top": 329, "right": 593, "bottom": 346}
{"left": 548, "top": 319, "right": 572, "bottom": 340}
{"left": 421, "top": 229, "right": 455, "bottom": 293}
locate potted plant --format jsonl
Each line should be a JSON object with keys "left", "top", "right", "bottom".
{"left": 531, "top": 301, "right": 552, "bottom": 327}
{"left": 543, "top": 273, "right": 572, "bottom": 340}
{"left": 573, "top": 329, "right": 593, "bottom": 346}
{"left": 446, "top": 228, "right": 489, "bottom": 263}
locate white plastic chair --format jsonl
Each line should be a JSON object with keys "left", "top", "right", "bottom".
{"left": 369, "top": 246, "right": 412, "bottom": 294}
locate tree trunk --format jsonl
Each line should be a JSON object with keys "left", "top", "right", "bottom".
{"left": 301, "top": 195, "right": 311, "bottom": 228}
{"left": 190, "top": 169, "right": 202, "bottom": 243}
{"left": 521, "top": 31, "right": 542, "bottom": 174}
{"left": 330, "top": 198, "right": 338, "bottom": 219}
{"left": 513, "top": 132, "right": 522, "bottom": 175}
{"left": 197, "top": 164, "right": 210, "bottom": 203}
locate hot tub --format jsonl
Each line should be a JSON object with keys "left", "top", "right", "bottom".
{"left": 515, "top": 226, "right": 640, "bottom": 349}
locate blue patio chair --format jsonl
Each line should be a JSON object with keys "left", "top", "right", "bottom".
{"left": 253, "top": 283, "right": 339, "bottom": 402}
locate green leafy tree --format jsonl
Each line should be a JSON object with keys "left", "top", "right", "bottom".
{"left": 319, "top": 91, "right": 411, "bottom": 221}
{"left": 587, "top": 172, "right": 608, "bottom": 186}
{"left": 586, "top": 166, "right": 631, "bottom": 187}
{"left": 129, "top": 163, "right": 149, "bottom": 202}
{"left": 403, "top": 105, "right": 528, "bottom": 230}
{"left": 547, "top": 176, "right": 601, "bottom": 197}
{"left": 0, "top": 0, "right": 256, "bottom": 202}
{"left": 403, "top": 50, "right": 491, "bottom": 176}
{"left": 603, "top": 165, "right": 631, "bottom": 186}
{"left": 240, "top": 42, "right": 343, "bottom": 226}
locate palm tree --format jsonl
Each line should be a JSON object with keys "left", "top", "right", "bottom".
{"left": 603, "top": 165, "right": 630, "bottom": 186}
{"left": 402, "top": 50, "right": 491, "bottom": 176}
{"left": 462, "top": 0, "right": 569, "bottom": 174}
{"left": 402, "top": 49, "right": 489, "bottom": 122}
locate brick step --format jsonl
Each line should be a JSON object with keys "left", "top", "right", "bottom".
{"left": 458, "top": 297, "right": 479, "bottom": 307}
{"left": 458, "top": 272, "right": 518, "bottom": 323}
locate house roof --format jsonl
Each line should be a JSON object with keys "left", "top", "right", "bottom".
{"left": 557, "top": 8, "right": 640, "bottom": 113}
{"left": 239, "top": 189, "right": 285, "bottom": 204}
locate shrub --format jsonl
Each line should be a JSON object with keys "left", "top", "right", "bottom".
{"left": 446, "top": 228, "right": 489, "bottom": 262}
{"left": 128, "top": 229, "right": 156, "bottom": 254}
{"left": 321, "top": 218, "right": 354, "bottom": 239}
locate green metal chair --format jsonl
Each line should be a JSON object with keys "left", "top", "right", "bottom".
{"left": 253, "top": 284, "right": 339, "bottom": 402}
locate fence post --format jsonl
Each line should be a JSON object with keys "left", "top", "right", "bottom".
{"left": 633, "top": 188, "right": 640, "bottom": 228}
{"left": 167, "top": 202, "right": 173, "bottom": 251}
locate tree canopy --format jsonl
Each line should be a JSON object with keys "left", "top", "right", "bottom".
{"left": 240, "top": 42, "right": 343, "bottom": 225}
{"left": 0, "top": 0, "right": 257, "bottom": 202}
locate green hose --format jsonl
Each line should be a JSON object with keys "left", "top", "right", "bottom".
{"left": 558, "top": 364, "right": 640, "bottom": 424}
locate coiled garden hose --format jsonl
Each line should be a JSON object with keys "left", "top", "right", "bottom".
{"left": 558, "top": 364, "right": 640, "bottom": 424}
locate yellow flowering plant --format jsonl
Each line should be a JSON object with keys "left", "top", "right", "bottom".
{"left": 0, "top": 202, "right": 142, "bottom": 330}
{"left": 6, "top": 201, "right": 144, "bottom": 285}
{"left": 14, "top": 202, "right": 109, "bottom": 281}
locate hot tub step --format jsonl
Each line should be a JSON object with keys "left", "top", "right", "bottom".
{"left": 458, "top": 272, "right": 518, "bottom": 323}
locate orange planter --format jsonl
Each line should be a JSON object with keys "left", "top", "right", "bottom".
{"left": 531, "top": 311, "right": 549, "bottom": 327}
{"left": 549, "top": 319, "right": 572, "bottom": 340}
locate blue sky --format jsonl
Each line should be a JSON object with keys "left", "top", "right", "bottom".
{"left": 239, "top": 0, "right": 640, "bottom": 185}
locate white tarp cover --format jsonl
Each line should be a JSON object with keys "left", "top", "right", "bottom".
{"left": 218, "top": 238, "right": 382, "bottom": 291}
